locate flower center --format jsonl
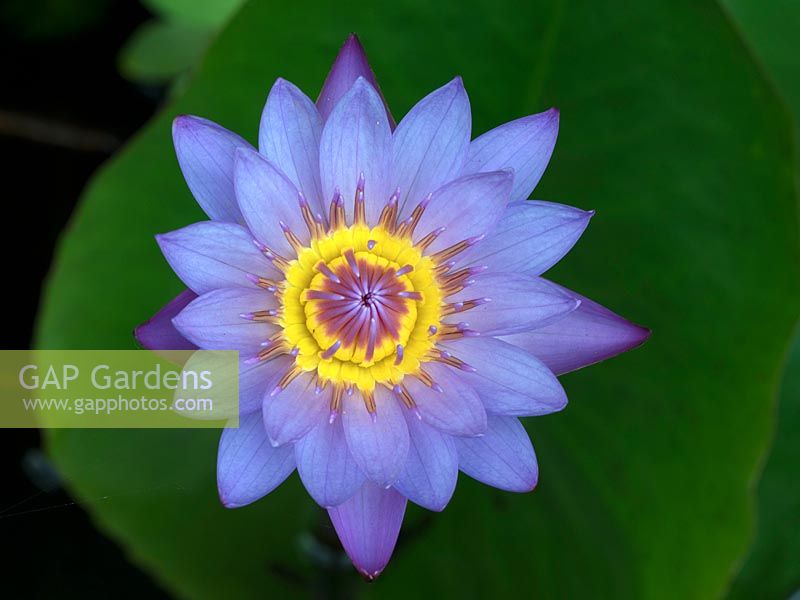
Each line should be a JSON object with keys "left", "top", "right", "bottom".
{"left": 276, "top": 222, "right": 441, "bottom": 393}
{"left": 303, "top": 250, "right": 420, "bottom": 365}
{"left": 246, "top": 177, "right": 487, "bottom": 400}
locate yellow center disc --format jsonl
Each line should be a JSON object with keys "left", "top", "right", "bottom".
{"left": 280, "top": 224, "right": 442, "bottom": 392}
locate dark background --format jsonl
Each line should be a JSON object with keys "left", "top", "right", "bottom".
{"left": 1, "top": 2, "right": 168, "bottom": 596}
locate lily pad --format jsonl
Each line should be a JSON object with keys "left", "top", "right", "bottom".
{"left": 142, "top": 0, "right": 246, "bottom": 28}
{"left": 119, "top": 19, "right": 213, "bottom": 84}
{"left": 720, "top": 1, "right": 800, "bottom": 597}
{"left": 726, "top": 330, "right": 800, "bottom": 599}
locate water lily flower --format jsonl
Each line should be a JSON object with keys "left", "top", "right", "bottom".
{"left": 136, "top": 34, "right": 649, "bottom": 580}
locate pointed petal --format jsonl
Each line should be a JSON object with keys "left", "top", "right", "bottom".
{"left": 156, "top": 221, "right": 277, "bottom": 295}
{"left": 458, "top": 200, "right": 593, "bottom": 275}
{"left": 342, "top": 386, "right": 409, "bottom": 487}
{"left": 328, "top": 481, "right": 407, "bottom": 580}
{"left": 392, "top": 78, "right": 471, "bottom": 216}
{"left": 238, "top": 356, "right": 290, "bottom": 415}
{"left": 413, "top": 170, "right": 513, "bottom": 254}
{"left": 234, "top": 147, "right": 309, "bottom": 255}
{"left": 442, "top": 336, "right": 566, "bottom": 417}
{"left": 135, "top": 290, "right": 197, "bottom": 350}
{"left": 170, "top": 349, "right": 235, "bottom": 420}
{"left": 258, "top": 79, "right": 325, "bottom": 216}
{"left": 172, "top": 288, "right": 278, "bottom": 353}
{"left": 455, "top": 414, "right": 538, "bottom": 492}
{"left": 217, "top": 412, "right": 296, "bottom": 508}
{"left": 394, "top": 410, "right": 458, "bottom": 511}
{"left": 501, "top": 283, "right": 650, "bottom": 374}
{"left": 319, "top": 77, "right": 392, "bottom": 224}
{"left": 317, "top": 34, "right": 394, "bottom": 127}
{"left": 464, "top": 108, "right": 559, "bottom": 202}
{"left": 295, "top": 412, "right": 366, "bottom": 507}
{"left": 172, "top": 115, "right": 253, "bottom": 223}
{"left": 403, "top": 362, "right": 487, "bottom": 437}
{"left": 446, "top": 273, "right": 579, "bottom": 336}
{"left": 181, "top": 350, "right": 290, "bottom": 420}
{"left": 262, "top": 371, "right": 326, "bottom": 446}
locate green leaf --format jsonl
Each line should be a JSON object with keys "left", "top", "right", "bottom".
{"left": 35, "top": 0, "right": 800, "bottom": 598}
{"left": 723, "top": 0, "right": 800, "bottom": 135}
{"left": 726, "top": 330, "right": 800, "bottom": 599}
{"left": 119, "top": 19, "right": 213, "bottom": 84}
{"left": 143, "top": 0, "right": 246, "bottom": 28}
{"left": 718, "top": 2, "right": 800, "bottom": 597}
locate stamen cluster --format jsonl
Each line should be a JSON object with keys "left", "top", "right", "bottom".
{"left": 245, "top": 174, "right": 489, "bottom": 416}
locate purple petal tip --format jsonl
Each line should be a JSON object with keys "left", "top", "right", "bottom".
{"left": 218, "top": 490, "right": 237, "bottom": 509}
{"left": 172, "top": 114, "right": 195, "bottom": 131}
{"left": 343, "top": 32, "right": 362, "bottom": 48}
